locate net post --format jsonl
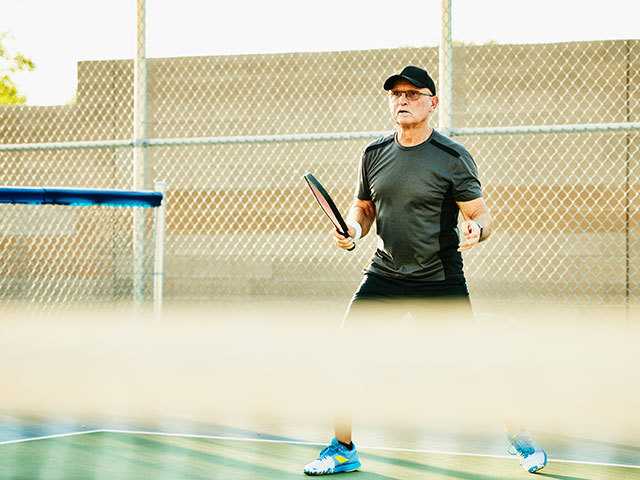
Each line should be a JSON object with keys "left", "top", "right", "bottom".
{"left": 438, "top": 0, "right": 453, "bottom": 136}
{"left": 153, "top": 180, "right": 166, "bottom": 319}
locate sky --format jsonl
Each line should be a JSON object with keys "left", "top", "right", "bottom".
{"left": 1, "top": 0, "right": 639, "bottom": 105}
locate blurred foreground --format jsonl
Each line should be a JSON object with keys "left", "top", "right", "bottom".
{"left": 1, "top": 299, "right": 638, "bottom": 449}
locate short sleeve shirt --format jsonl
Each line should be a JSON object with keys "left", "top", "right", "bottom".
{"left": 357, "top": 129, "right": 483, "bottom": 282}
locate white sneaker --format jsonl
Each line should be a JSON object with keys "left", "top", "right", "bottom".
{"left": 507, "top": 432, "right": 548, "bottom": 473}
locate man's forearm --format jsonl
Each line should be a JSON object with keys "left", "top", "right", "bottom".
{"left": 471, "top": 212, "right": 491, "bottom": 241}
{"left": 347, "top": 202, "right": 375, "bottom": 238}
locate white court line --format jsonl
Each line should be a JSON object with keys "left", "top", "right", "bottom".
{"left": 100, "top": 429, "right": 640, "bottom": 470}
{"left": 0, "top": 429, "right": 102, "bottom": 445}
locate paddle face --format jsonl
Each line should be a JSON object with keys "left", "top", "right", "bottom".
{"left": 303, "top": 173, "right": 355, "bottom": 251}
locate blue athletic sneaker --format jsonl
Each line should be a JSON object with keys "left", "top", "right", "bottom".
{"left": 507, "top": 431, "right": 548, "bottom": 473}
{"left": 304, "top": 438, "right": 361, "bottom": 475}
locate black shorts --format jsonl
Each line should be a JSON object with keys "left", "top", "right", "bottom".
{"left": 345, "top": 272, "right": 473, "bottom": 325}
{"left": 353, "top": 272, "right": 469, "bottom": 300}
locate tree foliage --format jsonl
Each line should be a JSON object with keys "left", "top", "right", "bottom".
{"left": 0, "top": 33, "right": 35, "bottom": 105}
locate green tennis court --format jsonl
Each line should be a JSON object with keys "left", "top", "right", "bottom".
{"left": 1, "top": 430, "right": 637, "bottom": 479}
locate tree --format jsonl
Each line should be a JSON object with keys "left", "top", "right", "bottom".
{"left": 0, "top": 32, "right": 35, "bottom": 105}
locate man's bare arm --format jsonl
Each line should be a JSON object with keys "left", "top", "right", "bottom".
{"left": 347, "top": 199, "right": 376, "bottom": 238}
{"left": 334, "top": 199, "right": 376, "bottom": 250}
{"left": 456, "top": 197, "right": 491, "bottom": 251}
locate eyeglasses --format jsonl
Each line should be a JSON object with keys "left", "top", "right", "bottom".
{"left": 387, "top": 90, "right": 433, "bottom": 101}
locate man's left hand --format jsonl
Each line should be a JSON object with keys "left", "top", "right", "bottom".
{"left": 458, "top": 220, "right": 482, "bottom": 252}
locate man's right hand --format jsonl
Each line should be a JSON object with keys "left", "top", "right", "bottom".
{"left": 334, "top": 227, "right": 356, "bottom": 250}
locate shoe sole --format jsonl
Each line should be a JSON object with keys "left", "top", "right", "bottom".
{"left": 304, "top": 461, "right": 361, "bottom": 476}
{"left": 523, "top": 451, "right": 547, "bottom": 474}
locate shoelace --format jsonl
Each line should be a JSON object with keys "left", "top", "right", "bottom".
{"left": 318, "top": 443, "right": 340, "bottom": 459}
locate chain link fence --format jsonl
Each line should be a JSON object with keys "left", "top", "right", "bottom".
{"left": 464, "top": 131, "right": 639, "bottom": 303}
{"left": 0, "top": 61, "right": 133, "bottom": 144}
{"left": 0, "top": 148, "right": 157, "bottom": 308}
{"left": 147, "top": 49, "right": 438, "bottom": 138}
{"left": 454, "top": 41, "right": 638, "bottom": 127}
{"left": 0, "top": 3, "right": 638, "bottom": 306}
{"left": 0, "top": 202, "right": 155, "bottom": 308}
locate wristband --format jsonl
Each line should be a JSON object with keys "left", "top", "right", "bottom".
{"left": 346, "top": 219, "right": 362, "bottom": 241}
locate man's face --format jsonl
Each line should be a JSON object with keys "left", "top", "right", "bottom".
{"left": 387, "top": 79, "right": 437, "bottom": 127}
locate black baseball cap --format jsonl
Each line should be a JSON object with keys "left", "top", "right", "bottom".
{"left": 383, "top": 65, "right": 436, "bottom": 95}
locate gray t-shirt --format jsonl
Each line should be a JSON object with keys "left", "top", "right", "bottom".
{"left": 357, "top": 129, "right": 483, "bottom": 282}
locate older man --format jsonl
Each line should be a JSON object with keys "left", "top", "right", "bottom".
{"left": 303, "top": 66, "right": 547, "bottom": 475}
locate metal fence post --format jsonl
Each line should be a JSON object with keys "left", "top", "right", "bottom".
{"left": 438, "top": 0, "right": 453, "bottom": 136}
{"left": 133, "top": 0, "right": 148, "bottom": 304}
